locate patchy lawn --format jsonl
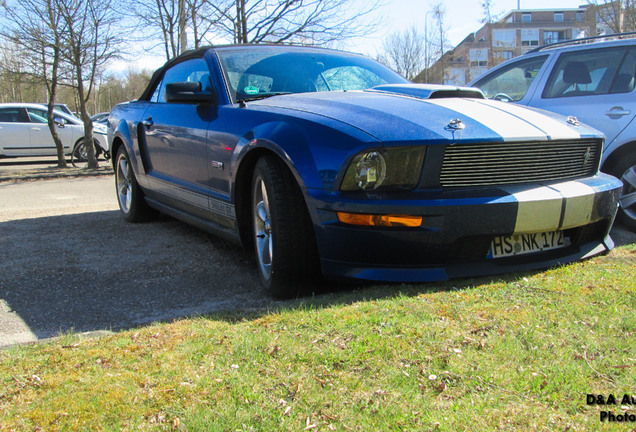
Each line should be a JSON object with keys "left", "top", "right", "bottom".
{"left": 1, "top": 244, "right": 634, "bottom": 431}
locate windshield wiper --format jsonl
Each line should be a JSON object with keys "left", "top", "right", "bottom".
{"left": 237, "top": 92, "right": 291, "bottom": 104}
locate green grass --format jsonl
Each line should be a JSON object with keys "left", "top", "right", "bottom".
{"left": 1, "top": 245, "right": 634, "bottom": 431}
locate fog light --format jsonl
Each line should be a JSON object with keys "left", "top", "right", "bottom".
{"left": 337, "top": 212, "right": 422, "bottom": 227}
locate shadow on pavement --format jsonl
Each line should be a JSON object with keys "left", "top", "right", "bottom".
{"left": 0, "top": 210, "right": 270, "bottom": 343}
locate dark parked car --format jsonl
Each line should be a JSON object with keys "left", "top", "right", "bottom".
{"left": 108, "top": 45, "right": 622, "bottom": 296}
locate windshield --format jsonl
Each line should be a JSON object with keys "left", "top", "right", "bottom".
{"left": 215, "top": 47, "right": 409, "bottom": 103}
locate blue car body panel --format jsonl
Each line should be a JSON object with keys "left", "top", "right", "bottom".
{"left": 108, "top": 44, "right": 623, "bottom": 285}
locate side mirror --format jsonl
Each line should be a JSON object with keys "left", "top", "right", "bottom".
{"left": 165, "top": 81, "right": 216, "bottom": 104}
{"left": 54, "top": 117, "right": 66, "bottom": 128}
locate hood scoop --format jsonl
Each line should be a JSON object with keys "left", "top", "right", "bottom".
{"left": 367, "top": 84, "right": 485, "bottom": 100}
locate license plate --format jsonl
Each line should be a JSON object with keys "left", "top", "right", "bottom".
{"left": 488, "top": 231, "right": 570, "bottom": 259}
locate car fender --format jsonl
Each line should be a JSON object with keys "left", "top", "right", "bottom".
{"left": 231, "top": 117, "right": 380, "bottom": 195}
{"left": 108, "top": 102, "right": 149, "bottom": 184}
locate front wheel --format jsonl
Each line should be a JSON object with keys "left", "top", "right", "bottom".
{"left": 612, "top": 154, "right": 636, "bottom": 231}
{"left": 115, "top": 147, "right": 157, "bottom": 222}
{"left": 252, "top": 155, "right": 320, "bottom": 297}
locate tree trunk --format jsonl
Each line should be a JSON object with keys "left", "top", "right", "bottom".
{"left": 179, "top": 0, "right": 187, "bottom": 53}
{"left": 76, "top": 71, "right": 98, "bottom": 169}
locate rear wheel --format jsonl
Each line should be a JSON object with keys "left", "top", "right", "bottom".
{"left": 613, "top": 154, "right": 636, "bottom": 231}
{"left": 115, "top": 147, "right": 157, "bottom": 222}
{"left": 71, "top": 139, "right": 101, "bottom": 167}
{"left": 252, "top": 155, "right": 320, "bottom": 297}
{"left": 71, "top": 139, "right": 88, "bottom": 167}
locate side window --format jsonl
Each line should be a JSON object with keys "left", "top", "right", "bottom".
{"left": 155, "top": 58, "right": 213, "bottom": 103}
{"left": 543, "top": 47, "right": 628, "bottom": 98}
{"left": 473, "top": 55, "right": 548, "bottom": 101}
{"left": 26, "top": 108, "right": 48, "bottom": 123}
{"left": 150, "top": 79, "right": 163, "bottom": 103}
{"left": 610, "top": 48, "right": 636, "bottom": 93}
{"left": 0, "top": 108, "right": 26, "bottom": 122}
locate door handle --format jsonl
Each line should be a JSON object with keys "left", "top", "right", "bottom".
{"left": 142, "top": 117, "right": 153, "bottom": 128}
{"left": 606, "top": 106, "right": 631, "bottom": 119}
{"left": 31, "top": 127, "right": 41, "bottom": 131}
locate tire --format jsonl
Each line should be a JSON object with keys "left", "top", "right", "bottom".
{"left": 71, "top": 139, "right": 102, "bottom": 167}
{"left": 612, "top": 153, "right": 636, "bottom": 231}
{"left": 71, "top": 139, "right": 88, "bottom": 167}
{"left": 115, "top": 147, "right": 157, "bottom": 222}
{"left": 251, "top": 155, "right": 320, "bottom": 297}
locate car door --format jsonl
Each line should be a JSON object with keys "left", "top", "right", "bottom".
{"left": 529, "top": 46, "right": 636, "bottom": 148}
{"left": 0, "top": 107, "right": 31, "bottom": 156}
{"left": 25, "top": 107, "right": 75, "bottom": 155}
{"left": 142, "top": 57, "right": 215, "bottom": 215}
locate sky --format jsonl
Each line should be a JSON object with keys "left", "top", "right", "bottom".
{"left": 110, "top": 0, "right": 589, "bottom": 74}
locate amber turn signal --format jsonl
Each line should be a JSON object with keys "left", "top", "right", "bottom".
{"left": 337, "top": 212, "right": 422, "bottom": 227}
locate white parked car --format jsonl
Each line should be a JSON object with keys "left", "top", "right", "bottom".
{"left": 469, "top": 33, "right": 636, "bottom": 230}
{"left": 0, "top": 103, "right": 108, "bottom": 159}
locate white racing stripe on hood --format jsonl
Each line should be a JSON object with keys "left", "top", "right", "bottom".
{"left": 474, "top": 99, "right": 583, "bottom": 140}
{"left": 428, "top": 98, "right": 581, "bottom": 141}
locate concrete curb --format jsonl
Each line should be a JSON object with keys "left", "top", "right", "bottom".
{"left": 0, "top": 166, "right": 113, "bottom": 183}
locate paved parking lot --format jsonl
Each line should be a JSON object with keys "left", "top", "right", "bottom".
{"left": 0, "top": 175, "right": 281, "bottom": 347}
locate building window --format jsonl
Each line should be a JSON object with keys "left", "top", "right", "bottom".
{"left": 522, "top": 13, "right": 532, "bottom": 23}
{"left": 544, "top": 30, "right": 567, "bottom": 44}
{"left": 492, "top": 29, "right": 516, "bottom": 47}
{"left": 577, "top": 12, "right": 583, "bottom": 22}
{"left": 470, "top": 49, "right": 488, "bottom": 67}
{"left": 521, "top": 29, "right": 540, "bottom": 46}
{"left": 554, "top": 12, "right": 564, "bottom": 22}
{"left": 494, "top": 51, "right": 514, "bottom": 60}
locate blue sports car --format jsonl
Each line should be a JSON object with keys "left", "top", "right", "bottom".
{"left": 108, "top": 44, "right": 622, "bottom": 297}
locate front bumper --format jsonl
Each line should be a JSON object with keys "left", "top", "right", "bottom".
{"left": 307, "top": 174, "right": 622, "bottom": 282}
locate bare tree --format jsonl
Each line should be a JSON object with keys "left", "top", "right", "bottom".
{"left": 126, "top": 0, "right": 382, "bottom": 61}
{"left": 590, "top": 0, "right": 636, "bottom": 33}
{"left": 209, "top": 0, "right": 382, "bottom": 45}
{"left": 125, "top": 0, "right": 216, "bottom": 59}
{"left": 0, "top": 44, "right": 41, "bottom": 103}
{"left": 379, "top": 26, "right": 426, "bottom": 81}
{"left": 432, "top": 2, "right": 451, "bottom": 84}
{"left": 480, "top": 0, "right": 497, "bottom": 24}
{"left": 57, "top": 0, "right": 123, "bottom": 168}
{"left": 480, "top": 0, "right": 496, "bottom": 70}
{"left": 1, "top": 0, "right": 69, "bottom": 167}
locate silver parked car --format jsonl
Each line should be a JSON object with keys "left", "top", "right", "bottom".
{"left": 0, "top": 103, "right": 108, "bottom": 159}
{"left": 470, "top": 33, "right": 636, "bottom": 230}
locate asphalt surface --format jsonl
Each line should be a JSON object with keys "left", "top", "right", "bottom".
{"left": 0, "top": 158, "right": 635, "bottom": 348}
{"left": 0, "top": 171, "right": 280, "bottom": 348}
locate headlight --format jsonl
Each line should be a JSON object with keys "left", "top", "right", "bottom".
{"left": 340, "top": 147, "right": 426, "bottom": 191}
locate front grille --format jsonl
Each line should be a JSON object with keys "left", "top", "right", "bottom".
{"left": 440, "top": 139, "right": 601, "bottom": 188}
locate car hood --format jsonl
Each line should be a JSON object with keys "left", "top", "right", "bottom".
{"left": 252, "top": 85, "right": 601, "bottom": 145}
